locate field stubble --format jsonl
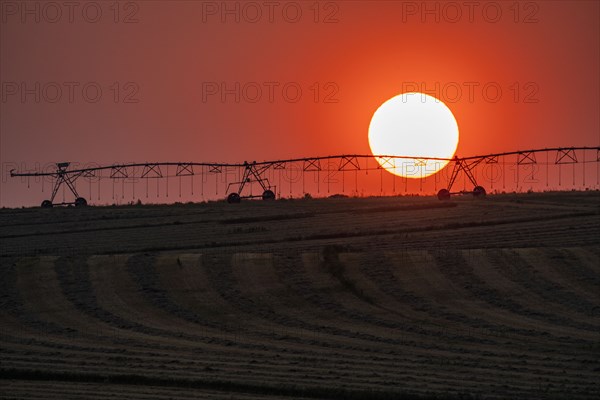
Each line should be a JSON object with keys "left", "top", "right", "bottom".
{"left": 1, "top": 192, "right": 599, "bottom": 399}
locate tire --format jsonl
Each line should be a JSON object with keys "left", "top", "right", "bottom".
{"left": 75, "top": 197, "right": 88, "bottom": 207}
{"left": 41, "top": 200, "right": 53, "bottom": 208}
{"left": 437, "top": 189, "right": 451, "bottom": 201}
{"left": 227, "top": 193, "right": 241, "bottom": 204}
{"left": 262, "top": 189, "right": 275, "bottom": 201}
{"left": 473, "top": 186, "right": 486, "bottom": 197}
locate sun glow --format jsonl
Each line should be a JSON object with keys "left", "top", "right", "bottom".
{"left": 368, "top": 92, "right": 459, "bottom": 178}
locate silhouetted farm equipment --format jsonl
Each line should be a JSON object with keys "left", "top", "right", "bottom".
{"left": 9, "top": 147, "right": 600, "bottom": 207}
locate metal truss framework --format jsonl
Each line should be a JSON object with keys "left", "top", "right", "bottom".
{"left": 9, "top": 146, "right": 600, "bottom": 206}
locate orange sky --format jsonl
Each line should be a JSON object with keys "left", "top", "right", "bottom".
{"left": 1, "top": 1, "right": 599, "bottom": 206}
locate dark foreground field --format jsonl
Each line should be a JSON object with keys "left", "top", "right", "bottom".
{"left": 1, "top": 191, "right": 599, "bottom": 399}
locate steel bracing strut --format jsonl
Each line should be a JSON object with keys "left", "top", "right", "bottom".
{"left": 37, "top": 162, "right": 86, "bottom": 206}
{"left": 229, "top": 161, "right": 272, "bottom": 195}
{"left": 447, "top": 157, "right": 482, "bottom": 192}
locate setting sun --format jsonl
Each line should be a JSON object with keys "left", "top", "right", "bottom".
{"left": 368, "top": 92, "right": 459, "bottom": 178}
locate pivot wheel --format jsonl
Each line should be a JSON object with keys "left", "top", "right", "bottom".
{"left": 41, "top": 200, "right": 53, "bottom": 208}
{"left": 437, "top": 189, "right": 451, "bottom": 201}
{"left": 75, "top": 197, "right": 88, "bottom": 207}
{"left": 262, "top": 189, "right": 275, "bottom": 201}
{"left": 473, "top": 186, "right": 486, "bottom": 197}
{"left": 227, "top": 193, "right": 241, "bottom": 204}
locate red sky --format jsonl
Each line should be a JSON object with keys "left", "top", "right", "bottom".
{"left": 1, "top": 1, "right": 599, "bottom": 206}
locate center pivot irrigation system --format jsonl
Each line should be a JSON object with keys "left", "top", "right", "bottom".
{"left": 10, "top": 146, "right": 600, "bottom": 207}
